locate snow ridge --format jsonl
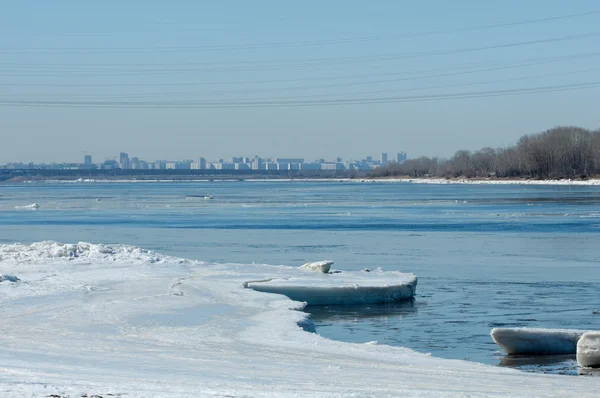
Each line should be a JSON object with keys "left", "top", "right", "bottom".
{"left": 0, "top": 241, "right": 193, "bottom": 265}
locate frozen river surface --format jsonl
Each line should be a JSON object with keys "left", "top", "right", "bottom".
{"left": 1, "top": 180, "right": 600, "bottom": 396}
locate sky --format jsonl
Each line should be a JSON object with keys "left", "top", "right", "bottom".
{"left": 1, "top": 0, "right": 599, "bottom": 164}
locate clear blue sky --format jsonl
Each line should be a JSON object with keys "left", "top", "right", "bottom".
{"left": 1, "top": 1, "right": 599, "bottom": 163}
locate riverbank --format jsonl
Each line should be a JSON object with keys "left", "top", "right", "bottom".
{"left": 5, "top": 175, "right": 600, "bottom": 186}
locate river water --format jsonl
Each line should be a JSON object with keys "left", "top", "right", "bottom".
{"left": 1, "top": 180, "right": 599, "bottom": 375}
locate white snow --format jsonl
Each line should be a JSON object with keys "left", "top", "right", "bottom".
{"left": 491, "top": 327, "right": 591, "bottom": 355}
{"left": 1, "top": 242, "right": 599, "bottom": 397}
{"left": 14, "top": 203, "right": 39, "bottom": 210}
{"left": 577, "top": 332, "right": 600, "bottom": 368}
{"left": 354, "top": 178, "right": 600, "bottom": 186}
{"left": 299, "top": 260, "right": 333, "bottom": 273}
{"left": 246, "top": 268, "right": 417, "bottom": 305}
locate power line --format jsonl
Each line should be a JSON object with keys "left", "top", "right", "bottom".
{"left": 1, "top": 81, "right": 598, "bottom": 108}
{"left": 2, "top": 10, "right": 599, "bottom": 54}
{"left": 1, "top": 51, "right": 599, "bottom": 97}
{"left": 4, "top": 67, "right": 598, "bottom": 103}
{"left": 1, "top": 32, "right": 598, "bottom": 77}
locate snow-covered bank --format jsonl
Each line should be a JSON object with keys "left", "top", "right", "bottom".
{"left": 357, "top": 178, "right": 600, "bottom": 186}
{"left": 1, "top": 242, "right": 598, "bottom": 397}
{"left": 491, "top": 328, "right": 590, "bottom": 355}
{"left": 12, "top": 176, "right": 600, "bottom": 186}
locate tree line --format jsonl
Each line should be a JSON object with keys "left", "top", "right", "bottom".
{"left": 373, "top": 126, "right": 600, "bottom": 179}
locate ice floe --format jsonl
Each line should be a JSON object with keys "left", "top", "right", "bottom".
{"left": 491, "top": 327, "right": 591, "bottom": 355}
{"left": 14, "top": 202, "right": 39, "bottom": 210}
{"left": 577, "top": 332, "right": 600, "bottom": 368}
{"left": 246, "top": 268, "right": 417, "bottom": 305}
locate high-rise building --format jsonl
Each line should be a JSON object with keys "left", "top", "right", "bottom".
{"left": 396, "top": 152, "right": 407, "bottom": 163}
{"left": 381, "top": 152, "right": 388, "bottom": 165}
{"left": 84, "top": 155, "right": 92, "bottom": 165}
{"left": 366, "top": 156, "right": 373, "bottom": 162}
{"left": 119, "top": 152, "right": 129, "bottom": 169}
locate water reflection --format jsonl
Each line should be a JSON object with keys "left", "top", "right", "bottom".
{"left": 307, "top": 299, "right": 417, "bottom": 323}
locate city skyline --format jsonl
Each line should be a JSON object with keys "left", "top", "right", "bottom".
{"left": 1, "top": 2, "right": 599, "bottom": 163}
{"left": 1, "top": 150, "right": 408, "bottom": 172}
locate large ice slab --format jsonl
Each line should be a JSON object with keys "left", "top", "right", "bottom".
{"left": 491, "top": 327, "right": 591, "bottom": 355}
{"left": 245, "top": 269, "right": 417, "bottom": 305}
{"left": 577, "top": 332, "right": 600, "bottom": 368}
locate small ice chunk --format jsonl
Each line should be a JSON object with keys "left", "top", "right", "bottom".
{"left": 299, "top": 261, "right": 333, "bottom": 274}
{"left": 0, "top": 274, "right": 20, "bottom": 283}
{"left": 577, "top": 332, "right": 600, "bottom": 368}
{"left": 491, "top": 327, "right": 589, "bottom": 355}
{"left": 15, "top": 203, "right": 39, "bottom": 210}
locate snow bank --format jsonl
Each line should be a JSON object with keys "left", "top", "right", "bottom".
{"left": 577, "top": 332, "right": 600, "bottom": 368}
{"left": 299, "top": 260, "right": 333, "bottom": 273}
{"left": 354, "top": 178, "right": 600, "bottom": 186}
{"left": 491, "top": 327, "right": 590, "bottom": 355}
{"left": 246, "top": 269, "right": 417, "bottom": 305}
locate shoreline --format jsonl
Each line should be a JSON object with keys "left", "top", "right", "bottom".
{"left": 1, "top": 241, "right": 598, "bottom": 397}
{"left": 5, "top": 175, "right": 600, "bottom": 186}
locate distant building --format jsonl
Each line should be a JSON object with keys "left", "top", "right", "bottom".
{"left": 102, "top": 160, "right": 119, "bottom": 170}
{"left": 84, "top": 155, "right": 92, "bottom": 165}
{"left": 366, "top": 156, "right": 373, "bottom": 163}
{"left": 321, "top": 163, "right": 345, "bottom": 171}
{"left": 275, "top": 158, "right": 304, "bottom": 164}
{"left": 252, "top": 157, "right": 262, "bottom": 170}
{"left": 381, "top": 152, "right": 388, "bottom": 165}
{"left": 396, "top": 152, "right": 407, "bottom": 163}
{"left": 299, "top": 163, "right": 321, "bottom": 171}
{"left": 119, "top": 152, "right": 129, "bottom": 169}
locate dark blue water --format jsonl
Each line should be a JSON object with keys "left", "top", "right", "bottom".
{"left": 1, "top": 181, "right": 600, "bottom": 375}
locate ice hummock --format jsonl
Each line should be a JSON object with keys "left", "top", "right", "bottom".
{"left": 0, "top": 241, "right": 190, "bottom": 264}
{"left": 491, "top": 327, "right": 591, "bottom": 355}
{"left": 246, "top": 267, "right": 417, "bottom": 305}
{"left": 299, "top": 260, "right": 333, "bottom": 273}
{"left": 577, "top": 332, "right": 600, "bottom": 368}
